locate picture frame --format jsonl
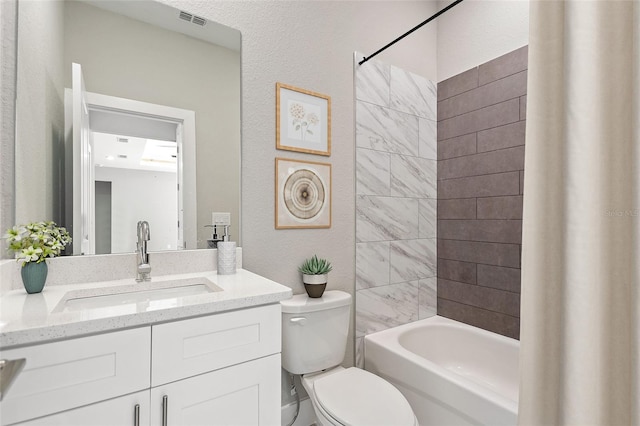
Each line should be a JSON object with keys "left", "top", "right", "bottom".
{"left": 275, "top": 158, "right": 332, "bottom": 229}
{"left": 276, "top": 83, "right": 331, "bottom": 156}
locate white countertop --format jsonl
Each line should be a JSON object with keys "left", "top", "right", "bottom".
{"left": 0, "top": 269, "right": 292, "bottom": 348}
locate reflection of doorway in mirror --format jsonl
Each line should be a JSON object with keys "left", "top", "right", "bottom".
{"left": 65, "top": 74, "right": 197, "bottom": 255}
{"left": 93, "top": 132, "right": 178, "bottom": 253}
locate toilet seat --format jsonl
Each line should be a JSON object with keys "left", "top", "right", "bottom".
{"left": 312, "top": 367, "right": 416, "bottom": 426}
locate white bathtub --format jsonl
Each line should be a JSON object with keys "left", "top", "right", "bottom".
{"left": 364, "top": 316, "right": 519, "bottom": 426}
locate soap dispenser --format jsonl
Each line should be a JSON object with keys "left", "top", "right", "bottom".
{"left": 217, "top": 225, "right": 236, "bottom": 275}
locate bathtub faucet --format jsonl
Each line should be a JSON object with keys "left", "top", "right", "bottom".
{"left": 136, "top": 220, "right": 151, "bottom": 282}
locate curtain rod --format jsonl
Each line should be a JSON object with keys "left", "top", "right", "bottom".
{"left": 359, "top": 0, "right": 465, "bottom": 66}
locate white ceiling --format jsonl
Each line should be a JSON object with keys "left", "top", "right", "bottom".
{"left": 93, "top": 132, "right": 177, "bottom": 173}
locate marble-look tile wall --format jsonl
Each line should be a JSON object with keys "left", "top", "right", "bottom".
{"left": 354, "top": 54, "right": 437, "bottom": 367}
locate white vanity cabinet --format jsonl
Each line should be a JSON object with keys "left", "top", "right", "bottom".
{"left": 0, "top": 304, "right": 281, "bottom": 426}
{"left": 149, "top": 303, "right": 281, "bottom": 425}
{"left": 14, "top": 392, "right": 151, "bottom": 426}
{"left": 1, "top": 328, "right": 151, "bottom": 425}
{"left": 150, "top": 355, "right": 280, "bottom": 425}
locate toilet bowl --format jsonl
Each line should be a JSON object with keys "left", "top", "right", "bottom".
{"left": 280, "top": 291, "right": 417, "bottom": 426}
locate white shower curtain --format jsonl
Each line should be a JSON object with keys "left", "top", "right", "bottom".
{"left": 519, "top": 1, "right": 639, "bottom": 425}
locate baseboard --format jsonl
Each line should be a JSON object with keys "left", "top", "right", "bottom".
{"left": 281, "top": 397, "right": 316, "bottom": 426}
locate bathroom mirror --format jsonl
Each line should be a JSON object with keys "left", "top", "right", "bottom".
{"left": 13, "top": 0, "right": 241, "bottom": 254}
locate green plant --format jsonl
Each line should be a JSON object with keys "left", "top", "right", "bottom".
{"left": 4, "top": 221, "right": 72, "bottom": 265}
{"left": 298, "top": 255, "right": 332, "bottom": 275}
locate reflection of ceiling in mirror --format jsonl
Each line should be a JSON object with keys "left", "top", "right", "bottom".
{"left": 93, "top": 132, "right": 177, "bottom": 173}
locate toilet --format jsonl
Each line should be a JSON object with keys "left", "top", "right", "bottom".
{"left": 281, "top": 291, "right": 418, "bottom": 426}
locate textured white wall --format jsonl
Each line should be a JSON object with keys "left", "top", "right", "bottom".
{"left": 0, "top": 0, "right": 17, "bottom": 248}
{"left": 159, "top": 0, "right": 439, "bottom": 369}
{"left": 437, "top": 0, "right": 529, "bottom": 81}
{"left": 14, "top": 0, "right": 65, "bottom": 224}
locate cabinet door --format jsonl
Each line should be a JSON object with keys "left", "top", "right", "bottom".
{"left": 152, "top": 304, "right": 280, "bottom": 386}
{"left": 13, "top": 391, "right": 150, "bottom": 426}
{"left": 0, "top": 327, "right": 151, "bottom": 425}
{"left": 150, "top": 354, "right": 280, "bottom": 426}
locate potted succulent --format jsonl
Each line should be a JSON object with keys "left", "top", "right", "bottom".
{"left": 298, "top": 255, "right": 332, "bottom": 298}
{"left": 4, "top": 221, "right": 72, "bottom": 294}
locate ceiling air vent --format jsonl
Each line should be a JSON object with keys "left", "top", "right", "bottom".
{"left": 117, "top": 137, "right": 129, "bottom": 143}
{"left": 192, "top": 16, "right": 207, "bottom": 26}
{"left": 117, "top": 154, "right": 128, "bottom": 159}
{"left": 178, "top": 10, "right": 207, "bottom": 27}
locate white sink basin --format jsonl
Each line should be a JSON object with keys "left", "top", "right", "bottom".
{"left": 53, "top": 277, "right": 222, "bottom": 314}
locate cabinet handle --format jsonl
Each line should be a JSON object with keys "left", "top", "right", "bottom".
{"left": 0, "top": 358, "right": 26, "bottom": 401}
{"left": 162, "top": 395, "right": 168, "bottom": 426}
{"left": 134, "top": 404, "right": 140, "bottom": 426}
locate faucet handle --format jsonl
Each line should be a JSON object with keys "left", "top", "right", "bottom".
{"left": 137, "top": 221, "right": 150, "bottom": 240}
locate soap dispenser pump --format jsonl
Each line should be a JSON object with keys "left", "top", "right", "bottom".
{"left": 205, "top": 225, "right": 224, "bottom": 248}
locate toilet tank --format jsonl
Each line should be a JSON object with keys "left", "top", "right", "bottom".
{"left": 280, "top": 291, "right": 351, "bottom": 375}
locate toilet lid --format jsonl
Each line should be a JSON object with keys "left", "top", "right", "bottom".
{"left": 313, "top": 368, "right": 415, "bottom": 426}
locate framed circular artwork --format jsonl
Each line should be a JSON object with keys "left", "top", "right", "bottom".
{"left": 275, "top": 158, "right": 331, "bottom": 229}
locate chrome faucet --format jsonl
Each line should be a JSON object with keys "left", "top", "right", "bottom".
{"left": 136, "top": 221, "right": 151, "bottom": 282}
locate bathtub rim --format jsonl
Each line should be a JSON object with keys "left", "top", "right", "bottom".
{"left": 363, "top": 315, "right": 519, "bottom": 415}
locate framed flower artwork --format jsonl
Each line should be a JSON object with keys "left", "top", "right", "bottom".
{"left": 275, "top": 158, "right": 331, "bottom": 229}
{"left": 276, "top": 83, "right": 331, "bottom": 156}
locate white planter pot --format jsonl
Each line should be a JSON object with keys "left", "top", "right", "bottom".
{"left": 302, "top": 274, "right": 328, "bottom": 285}
{"left": 302, "top": 274, "right": 328, "bottom": 298}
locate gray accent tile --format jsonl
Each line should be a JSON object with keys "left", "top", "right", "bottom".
{"left": 438, "top": 67, "right": 478, "bottom": 101}
{"left": 390, "top": 239, "right": 436, "bottom": 283}
{"left": 438, "top": 99, "right": 520, "bottom": 140}
{"left": 477, "top": 264, "right": 521, "bottom": 293}
{"left": 437, "top": 298, "right": 520, "bottom": 339}
{"left": 438, "top": 220, "right": 522, "bottom": 244}
{"left": 520, "top": 171, "right": 525, "bottom": 195}
{"left": 438, "top": 239, "right": 520, "bottom": 268}
{"left": 438, "top": 258, "right": 477, "bottom": 284}
{"left": 438, "top": 146, "right": 525, "bottom": 180}
{"left": 391, "top": 155, "right": 436, "bottom": 198}
{"left": 356, "top": 195, "right": 419, "bottom": 242}
{"left": 419, "top": 118, "right": 437, "bottom": 160}
{"left": 390, "top": 66, "right": 437, "bottom": 120}
{"left": 419, "top": 199, "right": 437, "bottom": 239}
{"left": 438, "top": 133, "right": 477, "bottom": 160}
{"left": 356, "top": 283, "right": 419, "bottom": 336}
{"left": 355, "top": 54, "right": 390, "bottom": 106}
{"left": 419, "top": 277, "right": 437, "bottom": 319}
{"left": 356, "top": 242, "right": 390, "bottom": 290}
{"left": 356, "top": 101, "right": 419, "bottom": 155}
{"left": 356, "top": 148, "right": 390, "bottom": 196}
{"left": 477, "top": 121, "right": 526, "bottom": 153}
{"left": 520, "top": 95, "right": 527, "bottom": 120}
{"left": 478, "top": 45, "right": 528, "bottom": 86}
{"left": 438, "top": 171, "right": 520, "bottom": 199}
{"left": 438, "top": 71, "right": 527, "bottom": 121}
{"left": 438, "top": 278, "right": 521, "bottom": 317}
{"left": 438, "top": 198, "right": 476, "bottom": 219}
{"left": 477, "top": 196, "right": 523, "bottom": 219}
